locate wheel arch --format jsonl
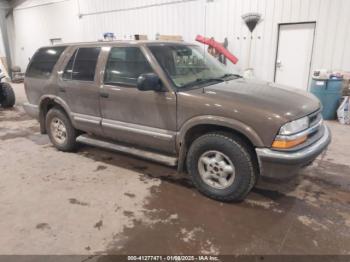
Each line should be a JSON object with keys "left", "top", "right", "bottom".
{"left": 176, "top": 116, "right": 264, "bottom": 172}
{"left": 38, "top": 95, "right": 74, "bottom": 134}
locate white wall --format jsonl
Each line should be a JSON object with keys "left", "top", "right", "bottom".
{"left": 8, "top": 0, "right": 80, "bottom": 70}
{"left": 7, "top": 0, "right": 350, "bottom": 82}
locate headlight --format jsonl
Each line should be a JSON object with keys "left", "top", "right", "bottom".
{"left": 272, "top": 117, "right": 309, "bottom": 149}
{"left": 279, "top": 117, "right": 309, "bottom": 135}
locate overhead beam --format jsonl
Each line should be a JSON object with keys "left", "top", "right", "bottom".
{"left": 9, "top": 0, "right": 28, "bottom": 9}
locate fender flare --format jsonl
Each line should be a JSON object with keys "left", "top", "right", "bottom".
{"left": 38, "top": 95, "right": 76, "bottom": 132}
{"left": 176, "top": 115, "right": 264, "bottom": 172}
{"left": 177, "top": 115, "right": 264, "bottom": 147}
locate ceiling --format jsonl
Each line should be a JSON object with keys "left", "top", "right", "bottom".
{"left": 1, "top": 0, "right": 28, "bottom": 9}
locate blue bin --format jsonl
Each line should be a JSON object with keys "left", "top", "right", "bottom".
{"left": 309, "top": 78, "right": 343, "bottom": 120}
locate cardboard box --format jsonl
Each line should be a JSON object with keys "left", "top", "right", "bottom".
{"left": 343, "top": 79, "right": 350, "bottom": 96}
{"left": 157, "top": 35, "right": 183, "bottom": 41}
{"left": 134, "top": 34, "right": 148, "bottom": 40}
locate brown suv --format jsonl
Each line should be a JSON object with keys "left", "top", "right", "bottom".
{"left": 23, "top": 41, "right": 331, "bottom": 201}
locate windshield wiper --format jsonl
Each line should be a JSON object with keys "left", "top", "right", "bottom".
{"left": 181, "top": 73, "right": 242, "bottom": 89}
{"left": 182, "top": 77, "right": 224, "bottom": 88}
{"left": 219, "top": 73, "right": 242, "bottom": 80}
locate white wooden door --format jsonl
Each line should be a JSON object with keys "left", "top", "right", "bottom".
{"left": 275, "top": 23, "right": 315, "bottom": 90}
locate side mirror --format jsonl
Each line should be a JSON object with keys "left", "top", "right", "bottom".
{"left": 137, "top": 73, "right": 162, "bottom": 92}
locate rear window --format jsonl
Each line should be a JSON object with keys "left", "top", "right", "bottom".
{"left": 26, "top": 46, "right": 67, "bottom": 79}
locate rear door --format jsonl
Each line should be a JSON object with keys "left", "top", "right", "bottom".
{"left": 57, "top": 46, "right": 103, "bottom": 135}
{"left": 99, "top": 45, "right": 177, "bottom": 154}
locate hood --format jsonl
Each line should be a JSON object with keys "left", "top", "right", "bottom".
{"left": 203, "top": 78, "right": 320, "bottom": 121}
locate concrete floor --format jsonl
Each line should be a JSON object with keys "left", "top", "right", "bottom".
{"left": 0, "top": 83, "right": 349, "bottom": 256}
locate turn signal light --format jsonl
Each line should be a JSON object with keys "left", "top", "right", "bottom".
{"left": 272, "top": 136, "right": 307, "bottom": 149}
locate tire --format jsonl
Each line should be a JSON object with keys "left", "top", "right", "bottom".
{"left": 45, "top": 107, "right": 77, "bottom": 152}
{"left": 0, "top": 83, "right": 15, "bottom": 108}
{"left": 186, "top": 132, "right": 257, "bottom": 202}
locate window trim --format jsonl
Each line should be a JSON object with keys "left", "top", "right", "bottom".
{"left": 26, "top": 46, "right": 67, "bottom": 79}
{"left": 103, "top": 81, "right": 138, "bottom": 88}
{"left": 62, "top": 47, "right": 101, "bottom": 83}
{"left": 103, "top": 46, "right": 154, "bottom": 88}
{"left": 62, "top": 49, "right": 78, "bottom": 81}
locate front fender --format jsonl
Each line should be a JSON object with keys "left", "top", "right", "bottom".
{"left": 177, "top": 115, "right": 264, "bottom": 148}
{"left": 176, "top": 115, "right": 264, "bottom": 172}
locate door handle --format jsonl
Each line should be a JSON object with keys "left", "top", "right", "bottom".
{"left": 100, "top": 92, "right": 109, "bottom": 98}
{"left": 58, "top": 87, "right": 66, "bottom": 93}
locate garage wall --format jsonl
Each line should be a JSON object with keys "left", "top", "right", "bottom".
{"left": 7, "top": 0, "right": 350, "bottom": 82}
{"left": 7, "top": 0, "right": 80, "bottom": 70}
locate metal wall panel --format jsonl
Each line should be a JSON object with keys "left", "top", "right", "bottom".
{"left": 8, "top": 0, "right": 350, "bottom": 83}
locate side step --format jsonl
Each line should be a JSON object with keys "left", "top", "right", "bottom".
{"left": 76, "top": 134, "right": 178, "bottom": 167}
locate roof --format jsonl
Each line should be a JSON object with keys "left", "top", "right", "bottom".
{"left": 43, "top": 40, "right": 195, "bottom": 49}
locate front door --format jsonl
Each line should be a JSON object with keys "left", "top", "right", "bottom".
{"left": 57, "top": 46, "right": 103, "bottom": 135}
{"left": 100, "top": 46, "right": 177, "bottom": 154}
{"left": 275, "top": 23, "right": 316, "bottom": 90}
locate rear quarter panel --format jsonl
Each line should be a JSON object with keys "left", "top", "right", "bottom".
{"left": 24, "top": 46, "right": 71, "bottom": 105}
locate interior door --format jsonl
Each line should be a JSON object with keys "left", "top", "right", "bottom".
{"left": 100, "top": 46, "right": 177, "bottom": 154}
{"left": 275, "top": 23, "right": 315, "bottom": 90}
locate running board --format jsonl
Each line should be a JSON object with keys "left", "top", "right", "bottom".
{"left": 76, "top": 134, "right": 178, "bottom": 167}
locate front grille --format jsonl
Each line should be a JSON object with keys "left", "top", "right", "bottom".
{"left": 295, "top": 110, "right": 324, "bottom": 151}
{"left": 309, "top": 110, "right": 322, "bottom": 127}
{"left": 307, "top": 110, "right": 322, "bottom": 139}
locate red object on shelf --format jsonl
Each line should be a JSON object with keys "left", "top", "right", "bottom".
{"left": 195, "top": 35, "right": 238, "bottom": 64}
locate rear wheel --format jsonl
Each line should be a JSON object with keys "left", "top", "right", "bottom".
{"left": 0, "top": 83, "right": 15, "bottom": 108}
{"left": 186, "top": 132, "right": 257, "bottom": 202}
{"left": 46, "top": 107, "right": 77, "bottom": 152}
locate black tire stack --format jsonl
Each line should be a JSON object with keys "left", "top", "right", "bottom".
{"left": 0, "top": 83, "right": 15, "bottom": 108}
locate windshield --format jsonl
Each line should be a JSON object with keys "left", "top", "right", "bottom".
{"left": 148, "top": 44, "right": 238, "bottom": 89}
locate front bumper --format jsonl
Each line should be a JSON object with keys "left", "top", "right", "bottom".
{"left": 256, "top": 125, "right": 331, "bottom": 180}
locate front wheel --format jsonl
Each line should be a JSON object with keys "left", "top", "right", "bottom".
{"left": 186, "top": 133, "right": 257, "bottom": 202}
{"left": 0, "top": 83, "right": 15, "bottom": 108}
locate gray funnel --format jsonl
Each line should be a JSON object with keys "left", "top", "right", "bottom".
{"left": 242, "top": 13, "right": 262, "bottom": 33}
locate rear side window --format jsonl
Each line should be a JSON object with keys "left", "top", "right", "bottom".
{"left": 104, "top": 47, "right": 153, "bottom": 86}
{"left": 62, "top": 50, "right": 77, "bottom": 80}
{"left": 62, "top": 47, "right": 100, "bottom": 81}
{"left": 72, "top": 47, "right": 100, "bottom": 81}
{"left": 26, "top": 46, "right": 66, "bottom": 79}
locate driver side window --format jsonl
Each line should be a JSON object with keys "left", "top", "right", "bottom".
{"left": 104, "top": 47, "right": 153, "bottom": 86}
